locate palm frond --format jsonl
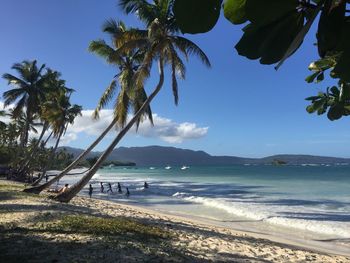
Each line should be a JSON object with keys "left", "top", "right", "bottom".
{"left": 102, "top": 19, "right": 126, "bottom": 36}
{"left": 133, "top": 87, "right": 154, "bottom": 130}
{"left": 2, "top": 73, "right": 28, "bottom": 88}
{"left": 3, "top": 88, "right": 25, "bottom": 107}
{"left": 89, "top": 40, "right": 123, "bottom": 65}
{"left": 11, "top": 62, "right": 30, "bottom": 82}
{"left": 115, "top": 28, "right": 148, "bottom": 49}
{"left": 167, "top": 42, "right": 186, "bottom": 78}
{"left": 130, "top": 49, "right": 146, "bottom": 64}
{"left": 93, "top": 80, "right": 118, "bottom": 119}
{"left": 167, "top": 43, "right": 183, "bottom": 105}
{"left": 35, "top": 63, "right": 46, "bottom": 83}
{"left": 172, "top": 36, "right": 211, "bottom": 68}
{"left": 117, "top": 38, "right": 149, "bottom": 55}
{"left": 11, "top": 95, "right": 27, "bottom": 119}
{"left": 114, "top": 89, "right": 130, "bottom": 128}
{"left": 119, "top": 0, "right": 156, "bottom": 26}
{"left": 67, "top": 105, "right": 82, "bottom": 124}
{"left": 134, "top": 41, "right": 160, "bottom": 89}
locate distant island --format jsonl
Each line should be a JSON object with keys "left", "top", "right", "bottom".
{"left": 272, "top": 159, "right": 287, "bottom": 166}
{"left": 59, "top": 146, "right": 350, "bottom": 166}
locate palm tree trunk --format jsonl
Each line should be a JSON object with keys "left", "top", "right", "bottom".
{"left": 31, "top": 122, "right": 48, "bottom": 150}
{"left": 54, "top": 60, "right": 164, "bottom": 203}
{"left": 30, "top": 129, "right": 63, "bottom": 186}
{"left": 43, "top": 131, "right": 53, "bottom": 146}
{"left": 19, "top": 122, "right": 49, "bottom": 175}
{"left": 22, "top": 107, "right": 32, "bottom": 147}
{"left": 23, "top": 117, "right": 118, "bottom": 193}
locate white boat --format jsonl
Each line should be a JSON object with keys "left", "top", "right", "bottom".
{"left": 165, "top": 166, "right": 171, "bottom": 170}
{"left": 181, "top": 166, "right": 189, "bottom": 170}
{"left": 149, "top": 167, "right": 155, "bottom": 170}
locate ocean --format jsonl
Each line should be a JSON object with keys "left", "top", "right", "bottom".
{"left": 60, "top": 164, "right": 350, "bottom": 241}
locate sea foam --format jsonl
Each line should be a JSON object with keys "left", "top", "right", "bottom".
{"left": 172, "top": 194, "right": 350, "bottom": 238}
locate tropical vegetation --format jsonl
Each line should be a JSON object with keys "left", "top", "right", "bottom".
{"left": 0, "top": 60, "right": 81, "bottom": 182}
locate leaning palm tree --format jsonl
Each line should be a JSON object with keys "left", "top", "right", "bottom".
{"left": 91, "top": 19, "right": 154, "bottom": 128}
{"left": 2, "top": 60, "right": 50, "bottom": 147}
{"left": 24, "top": 20, "right": 153, "bottom": 194}
{"left": 53, "top": 0, "right": 210, "bottom": 202}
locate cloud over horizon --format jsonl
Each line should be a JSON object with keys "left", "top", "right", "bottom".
{"left": 0, "top": 102, "right": 208, "bottom": 145}
{"left": 64, "top": 109, "right": 208, "bottom": 144}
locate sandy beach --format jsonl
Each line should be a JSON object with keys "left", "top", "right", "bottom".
{"left": 0, "top": 180, "right": 349, "bottom": 262}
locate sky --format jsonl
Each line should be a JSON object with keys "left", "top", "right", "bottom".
{"left": 1, "top": 0, "right": 349, "bottom": 158}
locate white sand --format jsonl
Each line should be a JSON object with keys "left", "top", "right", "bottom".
{"left": 1, "top": 180, "right": 349, "bottom": 262}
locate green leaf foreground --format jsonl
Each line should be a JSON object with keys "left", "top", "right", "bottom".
{"left": 172, "top": 0, "right": 350, "bottom": 121}
{"left": 173, "top": 0, "right": 222, "bottom": 34}
{"left": 224, "top": 0, "right": 247, "bottom": 25}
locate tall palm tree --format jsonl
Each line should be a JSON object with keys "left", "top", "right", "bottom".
{"left": 18, "top": 70, "right": 72, "bottom": 175}
{"left": 30, "top": 89, "right": 82, "bottom": 186}
{"left": 2, "top": 60, "right": 50, "bottom": 147}
{"left": 24, "top": 20, "right": 153, "bottom": 194}
{"left": 53, "top": 0, "right": 210, "bottom": 202}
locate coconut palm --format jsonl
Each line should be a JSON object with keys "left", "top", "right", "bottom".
{"left": 53, "top": 0, "right": 210, "bottom": 202}
{"left": 2, "top": 60, "right": 50, "bottom": 147}
{"left": 91, "top": 19, "right": 153, "bottom": 128}
{"left": 28, "top": 70, "right": 73, "bottom": 151}
{"left": 24, "top": 20, "right": 153, "bottom": 194}
{"left": 30, "top": 89, "right": 82, "bottom": 186}
{"left": 18, "top": 70, "right": 72, "bottom": 173}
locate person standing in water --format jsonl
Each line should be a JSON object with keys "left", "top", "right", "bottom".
{"left": 125, "top": 187, "right": 130, "bottom": 197}
{"left": 144, "top": 182, "right": 149, "bottom": 189}
{"left": 107, "top": 183, "right": 113, "bottom": 194}
{"left": 100, "top": 182, "right": 104, "bottom": 193}
{"left": 89, "top": 184, "right": 93, "bottom": 198}
{"left": 117, "top": 182, "right": 122, "bottom": 193}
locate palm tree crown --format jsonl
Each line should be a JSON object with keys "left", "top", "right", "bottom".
{"left": 42, "top": 89, "right": 82, "bottom": 138}
{"left": 89, "top": 19, "right": 153, "bottom": 129}
{"left": 2, "top": 60, "right": 52, "bottom": 146}
{"left": 119, "top": 0, "right": 211, "bottom": 105}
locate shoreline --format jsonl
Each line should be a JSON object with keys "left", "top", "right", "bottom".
{"left": 1, "top": 179, "right": 350, "bottom": 262}
{"left": 85, "top": 197, "right": 350, "bottom": 258}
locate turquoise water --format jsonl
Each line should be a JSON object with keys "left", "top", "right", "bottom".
{"left": 64, "top": 164, "right": 350, "bottom": 238}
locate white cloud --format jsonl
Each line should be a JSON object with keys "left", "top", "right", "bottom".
{"left": 0, "top": 101, "right": 209, "bottom": 144}
{"left": 66, "top": 109, "right": 114, "bottom": 136}
{"left": 60, "top": 132, "right": 78, "bottom": 145}
{"left": 66, "top": 110, "right": 208, "bottom": 144}
{"left": 134, "top": 114, "right": 208, "bottom": 143}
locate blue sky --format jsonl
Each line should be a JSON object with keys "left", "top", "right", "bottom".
{"left": 1, "top": 0, "right": 349, "bottom": 158}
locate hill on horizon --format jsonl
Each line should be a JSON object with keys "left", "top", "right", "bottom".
{"left": 59, "top": 145, "right": 350, "bottom": 166}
